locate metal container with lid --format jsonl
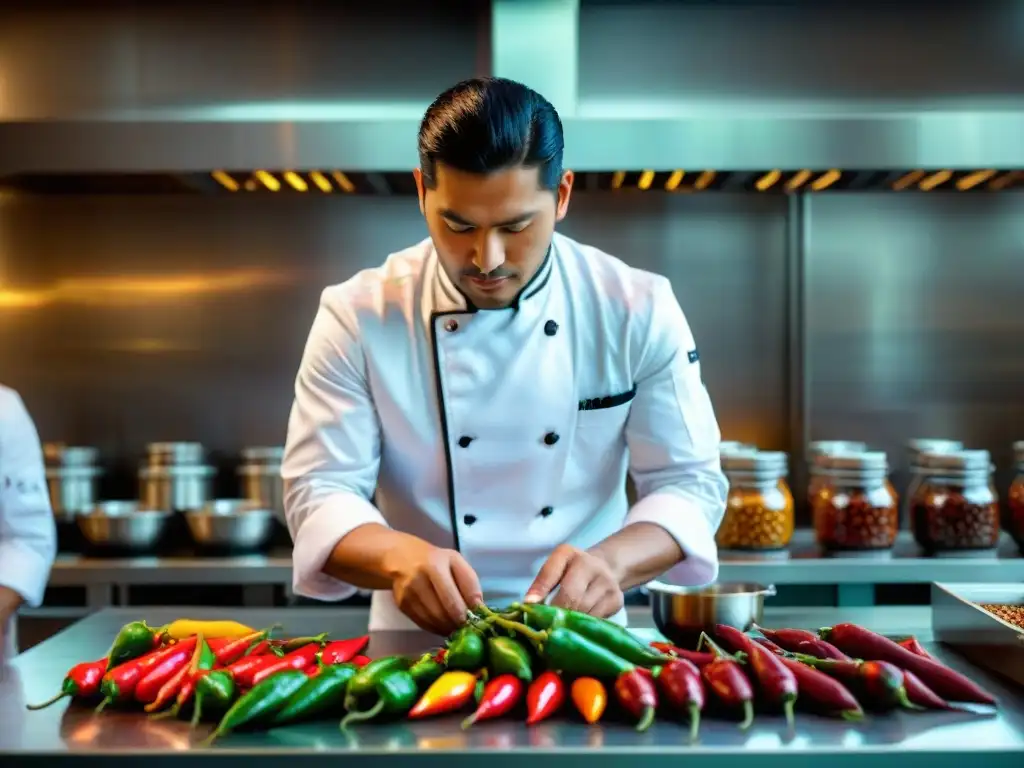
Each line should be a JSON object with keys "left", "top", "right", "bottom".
{"left": 806, "top": 440, "right": 868, "bottom": 509}
{"left": 238, "top": 445, "right": 285, "bottom": 521}
{"left": 44, "top": 443, "right": 100, "bottom": 468}
{"left": 910, "top": 449, "right": 1000, "bottom": 556}
{"left": 810, "top": 450, "right": 898, "bottom": 556}
{"left": 145, "top": 442, "right": 205, "bottom": 467}
{"left": 42, "top": 443, "right": 102, "bottom": 528}
{"left": 139, "top": 464, "right": 215, "bottom": 512}
{"left": 717, "top": 450, "right": 793, "bottom": 557}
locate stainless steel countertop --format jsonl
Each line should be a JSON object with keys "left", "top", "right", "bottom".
{"left": 3, "top": 606, "right": 1023, "bottom": 766}
{"left": 45, "top": 530, "right": 1024, "bottom": 589}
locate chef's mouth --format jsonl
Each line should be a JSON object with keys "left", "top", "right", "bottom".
{"left": 464, "top": 275, "right": 514, "bottom": 292}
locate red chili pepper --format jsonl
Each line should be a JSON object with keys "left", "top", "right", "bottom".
{"left": 820, "top": 623, "right": 996, "bottom": 705}
{"left": 212, "top": 627, "right": 276, "bottom": 666}
{"left": 27, "top": 658, "right": 107, "bottom": 710}
{"left": 250, "top": 643, "right": 322, "bottom": 687}
{"left": 135, "top": 636, "right": 199, "bottom": 704}
{"left": 243, "top": 640, "right": 274, "bottom": 657}
{"left": 613, "top": 668, "right": 658, "bottom": 732}
{"left": 654, "top": 658, "right": 705, "bottom": 742}
{"left": 225, "top": 654, "right": 279, "bottom": 689}
{"left": 304, "top": 662, "right": 324, "bottom": 678}
{"left": 351, "top": 655, "right": 371, "bottom": 668}
{"left": 752, "top": 624, "right": 851, "bottom": 660}
{"left": 898, "top": 636, "right": 936, "bottom": 660}
{"left": 461, "top": 674, "right": 524, "bottom": 728}
{"left": 903, "top": 670, "right": 957, "bottom": 710}
{"left": 525, "top": 670, "right": 565, "bottom": 725}
{"left": 753, "top": 640, "right": 863, "bottom": 720}
{"left": 699, "top": 633, "right": 754, "bottom": 729}
{"left": 319, "top": 635, "right": 369, "bottom": 665}
{"left": 715, "top": 624, "right": 798, "bottom": 727}
{"left": 649, "top": 642, "right": 716, "bottom": 667}
{"left": 95, "top": 645, "right": 179, "bottom": 712}
{"left": 793, "top": 655, "right": 914, "bottom": 711}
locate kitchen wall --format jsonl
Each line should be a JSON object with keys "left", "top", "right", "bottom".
{"left": 2, "top": 190, "right": 1023, "bottom": 524}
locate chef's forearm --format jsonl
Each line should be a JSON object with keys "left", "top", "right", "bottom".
{"left": 588, "top": 522, "right": 685, "bottom": 592}
{"left": 321, "top": 523, "right": 427, "bottom": 591}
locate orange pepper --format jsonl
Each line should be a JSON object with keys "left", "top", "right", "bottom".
{"left": 571, "top": 677, "right": 607, "bottom": 724}
{"left": 408, "top": 670, "right": 478, "bottom": 719}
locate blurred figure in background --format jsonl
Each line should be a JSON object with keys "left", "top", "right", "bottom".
{"left": 0, "top": 386, "right": 56, "bottom": 661}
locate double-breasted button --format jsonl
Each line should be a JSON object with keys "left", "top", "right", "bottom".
{"left": 458, "top": 436, "right": 473, "bottom": 448}
{"left": 444, "top": 318, "right": 459, "bottom": 332}
{"left": 463, "top": 514, "right": 478, "bottom": 525}
{"left": 539, "top": 506, "right": 553, "bottom": 518}
{"left": 544, "top": 320, "right": 558, "bottom": 336}
{"left": 543, "top": 432, "right": 559, "bottom": 446}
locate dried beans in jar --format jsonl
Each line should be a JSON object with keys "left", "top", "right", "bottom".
{"left": 811, "top": 451, "right": 898, "bottom": 554}
{"left": 806, "top": 441, "right": 867, "bottom": 510}
{"left": 717, "top": 450, "right": 794, "bottom": 553}
{"left": 910, "top": 449, "right": 1000, "bottom": 555}
{"left": 1008, "top": 440, "right": 1024, "bottom": 553}
{"left": 903, "top": 439, "right": 963, "bottom": 529}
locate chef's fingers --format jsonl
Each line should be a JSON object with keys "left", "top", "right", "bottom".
{"left": 590, "top": 587, "right": 625, "bottom": 619}
{"left": 525, "top": 545, "right": 574, "bottom": 603}
{"left": 550, "top": 560, "right": 591, "bottom": 612}
{"left": 411, "top": 582, "right": 455, "bottom": 636}
{"left": 449, "top": 554, "right": 484, "bottom": 612}
{"left": 427, "top": 562, "right": 470, "bottom": 628}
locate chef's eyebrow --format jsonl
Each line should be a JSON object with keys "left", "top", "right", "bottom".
{"left": 439, "top": 209, "right": 537, "bottom": 228}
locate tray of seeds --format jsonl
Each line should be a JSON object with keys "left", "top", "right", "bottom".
{"left": 931, "top": 582, "right": 1024, "bottom": 689}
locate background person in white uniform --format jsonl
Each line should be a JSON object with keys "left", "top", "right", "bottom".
{"left": 283, "top": 77, "right": 729, "bottom": 636}
{"left": 0, "top": 386, "right": 56, "bottom": 661}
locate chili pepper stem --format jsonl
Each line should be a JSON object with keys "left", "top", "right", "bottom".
{"left": 150, "top": 702, "right": 181, "bottom": 720}
{"left": 783, "top": 699, "right": 795, "bottom": 728}
{"left": 739, "top": 700, "right": 754, "bottom": 730}
{"left": 26, "top": 691, "right": 70, "bottom": 711}
{"left": 688, "top": 703, "right": 701, "bottom": 743}
{"left": 190, "top": 697, "right": 203, "bottom": 729}
{"left": 635, "top": 705, "right": 656, "bottom": 733}
{"left": 340, "top": 698, "right": 386, "bottom": 730}
{"left": 488, "top": 616, "right": 546, "bottom": 647}
{"left": 841, "top": 709, "right": 864, "bottom": 722}
{"left": 94, "top": 697, "right": 111, "bottom": 714}
{"left": 897, "top": 687, "right": 924, "bottom": 711}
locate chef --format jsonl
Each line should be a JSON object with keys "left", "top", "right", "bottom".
{"left": 282, "top": 76, "right": 728, "bottom": 635}
{"left": 0, "top": 385, "right": 57, "bottom": 661}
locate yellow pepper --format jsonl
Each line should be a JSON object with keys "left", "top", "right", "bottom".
{"left": 158, "top": 619, "right": 256, "bottom": 640}
{"left": 407, "top": 670, "right": 478, "bottom": 719}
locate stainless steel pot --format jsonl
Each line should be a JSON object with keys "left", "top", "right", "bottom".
{"left": 146, "top": 441, "right": 205, "bottom": 467}
{"left": 139, "top": 464, "right": 215, "bottom": 512}
{"left": 77, "top": 501, "right": 172, "bottom": 551}
{"left": 184, "top": 499, "right": 275, "bottom": 549}
{"left": 237, "top": 447, "right": 284, "bottom": 521}
{"left": 648, "top": 581, "right": 777, "bottom": 646}
{"left": 46, "top": 466, "right": 102, "bottom": 519}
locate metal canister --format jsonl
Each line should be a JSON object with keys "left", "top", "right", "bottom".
{"left": 145, "top": 442, "right": 205, "bottom": 468}
{"left": 42, "top": 443, "right": 102, "bottom": 519}
{"left": 138, "top": 464, "right": 215, "bottom": 512}
{"left": 237, "top": 446, "right": 285, "bottom": 520}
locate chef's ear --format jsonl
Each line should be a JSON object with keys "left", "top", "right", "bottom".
{"left": 555, "top": 170, "right": 574, "bottom": 222}
{"left": 413, "top": 168, "right": 427, "bottom": 216}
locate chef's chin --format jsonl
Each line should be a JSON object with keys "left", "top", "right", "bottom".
{"left": 463, "top": 281, "right": 519, "bottom": 309}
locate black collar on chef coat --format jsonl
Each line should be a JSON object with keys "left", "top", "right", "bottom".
{"left": 436, "top": 242, "right": 555, "bottom": 314}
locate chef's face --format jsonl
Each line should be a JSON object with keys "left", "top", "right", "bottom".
{"left": 414, "top": 162, "right": 574, "bottom": 309}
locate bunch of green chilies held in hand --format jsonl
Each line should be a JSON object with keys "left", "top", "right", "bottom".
{"left": 26, "top": 603, "right": 998, "bottom": 744}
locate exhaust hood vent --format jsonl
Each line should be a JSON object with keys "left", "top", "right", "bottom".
{"left": 1, "top": 170, "right": 1020, "bottom": 196}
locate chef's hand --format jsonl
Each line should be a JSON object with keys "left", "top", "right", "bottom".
{"left": 524, "top": 544, "right": 624, "bottom": 618}
{"left": 389, "top": 541, "right": 484, "bottom": 637}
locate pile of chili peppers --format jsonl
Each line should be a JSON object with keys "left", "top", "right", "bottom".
{"left": 26, "top": 610, "right": 999, "bottom": 745}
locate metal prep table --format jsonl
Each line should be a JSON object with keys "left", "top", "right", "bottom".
{"left": 3, "top": 605, "right": 1022, "bottom": 767}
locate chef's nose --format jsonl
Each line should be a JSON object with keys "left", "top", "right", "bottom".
{"left": 473, "top": 230, "right": 506, "bottom": 275}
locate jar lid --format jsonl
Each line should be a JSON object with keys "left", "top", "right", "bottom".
{"left": 906, "top": 438, "right": 962, "bottom": 457}
{"left": 146, "top": 442, "right": 205, "bottom": 465}
{"left": 917, "top": 449, "right": 991, "bottom": 472}
{"left": 241, "top": 446, "right": 285, "bottom": 463}
{"left": 808, "top": 440, "right": 867, "bottom": 457}
{"left": 814, "top": 451, "right": 888, "bottom": 472}
{"left": 1014, "top": 440, "right": 1024, "bottom": 467}
{"left": 139, "top": 464, "right": 216, "bottom": 479}
{"left": 722, "top": 450, "right": 788, "bottom": 473}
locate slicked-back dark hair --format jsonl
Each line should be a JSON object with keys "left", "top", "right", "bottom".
{"left": 417, "top": 77, "right": 564, "bottom": 191}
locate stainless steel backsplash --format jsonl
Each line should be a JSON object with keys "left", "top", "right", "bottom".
{"left": 2, "top": 191, "right": 1022, "bottom": 519}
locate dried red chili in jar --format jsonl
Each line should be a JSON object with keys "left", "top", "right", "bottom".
{"left": 806, "top": 441, "right": 868, "bottom": 511}
{"left": 910, "top": 449, "right": 1000, "bottom": 555}
{"left": 902, "top": 439, "right": 963, "bottom": 530}
{"left": 811, "top": 451, "right": 898, "bottom": 554}
{"left": 717, "top": 451, "right": 794, "bottom": 554}
{"left": 1007, "top": 440, "right": 1024, "bottom": 553}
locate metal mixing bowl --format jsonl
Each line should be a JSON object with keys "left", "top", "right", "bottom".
{"left": 648, "top": 581, "right": 777, "bottom": 647}
{"left": 184, "top": 499, "right": 275, "bottom": 550}
{"left": 77, "top": 501, "right": 173, "bottom": 551}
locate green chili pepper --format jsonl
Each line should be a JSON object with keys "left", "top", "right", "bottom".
{"left": 271, "top": 663, "right": 357, "bottom": 726}
{"left": 473, "top": 677, "right": 486, "bottom": 704}
{"left": 408, "top": 654, "right": 445, "bottom": 689}
{"left": 487, "top": 636, "right": 533, "bottom": 682}
{"left": 492, "top": 616, "right": 634, "bottom": 679}
{"left": 512, "top": 602, "right": 669, "bottom": 668}
{"left": 202, "top": 670, "right": 308, "bottom": 745}
{"left": 186, "top": 637, "right": 221, "bottom": 727}
{"left": 339, "top": 670, "right": 419, "bottom": 729}
{"left": 106, "top": 620, "right": 160, "bottom": 670}
{"left": 192, "top": 670, "right": 236, "bottom": 725}
{"left": 445, "top": 625, "right": 486, "bottom": 670}
{"left": 344, "top": 655, "right": 413, "bottom": 709}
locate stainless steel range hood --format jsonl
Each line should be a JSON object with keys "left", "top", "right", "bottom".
{"left": 1, "top": 1, "right": 1022, "bottom": 182}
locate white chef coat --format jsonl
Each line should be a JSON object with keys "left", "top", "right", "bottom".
{"left": 282, "top": 231, "right": 728, "bottom": 631}
{"left": 0, "top": 386, "right": 56, "bottom": 659}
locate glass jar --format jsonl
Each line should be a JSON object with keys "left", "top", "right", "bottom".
{"left": 811, "top": 452, "right": 899, "bottom": 554}
{"left": 718, "top": 451, "right": 794, "bottom": 554}
{"left": 806, "top": 441, "right": 868, "bottom": 509}
{"left": 1008, "top": 441, "right": 1024, "bottom": 552}
{"left": 902, "top": 439, "right": 963, "bottom": 527}
{"left": 910, "top": 449, "right": 1000, "bottom": 555}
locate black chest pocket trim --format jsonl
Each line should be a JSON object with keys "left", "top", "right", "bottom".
{"left": 578, "top": 385, "right": 637, "bottom": 411}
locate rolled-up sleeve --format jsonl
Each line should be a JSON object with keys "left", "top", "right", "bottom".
{"left": 624, "top": 277, "right": 728, "bottom": 587}
{"left": 0, "top": 391, "right": 57, "bottom": 608}
{"left": 281, "top": 288, "right": 389, "bottom": 601}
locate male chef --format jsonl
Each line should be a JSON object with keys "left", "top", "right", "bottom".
{"left": 282, "top": 76, "right": 728, "bottom": 635}
{"left": 0, "top": 385, "right": 57, "bottom": 660}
